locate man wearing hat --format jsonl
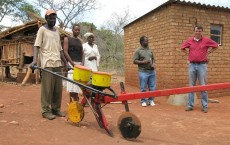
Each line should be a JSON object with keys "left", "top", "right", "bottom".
{"left": 30, "top": 9, "right": 68, "bottom": 120}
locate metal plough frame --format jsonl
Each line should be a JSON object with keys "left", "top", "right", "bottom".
{"left": 34, "top": 66, "right": 230, "bottom": 138}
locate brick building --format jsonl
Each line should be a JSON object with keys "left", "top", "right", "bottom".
{"left": 124, "top": 0, "right": 230, "bottom": 98}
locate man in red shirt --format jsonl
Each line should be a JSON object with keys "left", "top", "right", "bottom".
{"left": 181, "top": 25, "right": 218, "bottom": 113}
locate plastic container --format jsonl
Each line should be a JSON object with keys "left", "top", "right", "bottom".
{"left": 73, "top": 65, "right": 91, "bottom": 84}
{"left": 92, "top": 71, "right": 112, "bottom": 87}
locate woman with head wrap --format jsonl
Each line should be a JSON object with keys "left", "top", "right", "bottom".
{"left": 83, "top": 32, "right": 100, "bottom": 71}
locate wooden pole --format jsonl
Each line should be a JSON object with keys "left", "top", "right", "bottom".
{"left": 21, "top": 67, "right": 32, "bottom": 86}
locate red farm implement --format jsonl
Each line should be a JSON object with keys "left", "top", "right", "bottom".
{"left": 34, "top": 66, "right": 230, "bottom": 139}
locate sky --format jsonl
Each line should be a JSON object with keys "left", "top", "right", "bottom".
{"left": 1, "top": 0, "right": 230, "bottom": 28}
{"left": 83, "top": 0, "right": 168, "bottom": 27}
{"left": 82, "top": 0, "right": 230, "bottom": 28}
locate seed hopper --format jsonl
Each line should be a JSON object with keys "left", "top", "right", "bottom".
{"left": 33, "top": 65, "right": 230, "bottom": 139}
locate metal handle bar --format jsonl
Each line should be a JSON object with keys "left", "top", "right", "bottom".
{"left": 32, "top": 66, "right": 117, "bottom": 99}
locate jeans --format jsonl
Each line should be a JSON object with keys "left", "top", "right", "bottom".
{"left": 139, "top": 70, "right": 156, "bottom": 103}
{"left": 188, "top": 63, "right": 208, "bottom": 109}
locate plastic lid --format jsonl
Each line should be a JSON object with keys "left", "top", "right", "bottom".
{"left": 74, "top": 64, "right": 91, "bottom": 71}
{"left": 92, "top": 71, "right": 112, "bottom": 76}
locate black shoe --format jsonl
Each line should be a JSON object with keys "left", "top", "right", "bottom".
{"left": 185, "top": 107, "right": 193, "bottom": 111}
{"left": 52, "top": 110, "right": 66, "bottom": 117}
{"left": 202, "top": 108, "right": 208, "bottom": 113}
{"left": 42, "top": 113, "right": 56, "bottom": 120}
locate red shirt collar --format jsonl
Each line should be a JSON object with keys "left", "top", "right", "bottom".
{"left": 193, "top": 35, "right": 203, "bottom": 41}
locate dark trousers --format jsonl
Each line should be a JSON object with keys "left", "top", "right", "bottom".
{"left": 41, "top": 67, "right": 62, "bottom": 114}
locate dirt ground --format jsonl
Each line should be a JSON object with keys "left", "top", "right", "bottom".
{"left": 1, "top": 76, "right": 230, "bottom": 145}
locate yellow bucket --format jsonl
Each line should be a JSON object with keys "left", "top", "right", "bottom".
{"left": 73, "top": 65, "right": 91, "bottom": 84}
{"left": 92, "top": 71, "right": 112, "bottom": 87}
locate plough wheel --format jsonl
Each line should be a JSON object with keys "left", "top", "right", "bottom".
{"left": 91, "top": 99, "right": 113, "bottom": 137}
{"left": 117, "top": 112, "right": 141, "bottom": 139}
{"left": 67, "top": 100, "right": 84, "bottom": 124}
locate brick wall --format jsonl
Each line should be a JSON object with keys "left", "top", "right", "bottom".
{"left": 124, "top": 3, "right": 230, "bottom": 98}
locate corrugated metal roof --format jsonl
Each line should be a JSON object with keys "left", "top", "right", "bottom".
{"left": 124, "top": 0, "right": 230, "bottom": 28}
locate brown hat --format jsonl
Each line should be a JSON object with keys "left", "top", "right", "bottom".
{"left": 45, "top": 9, "right": 56, "bottom": 16}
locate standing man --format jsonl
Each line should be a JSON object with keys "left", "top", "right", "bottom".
{"left": 63, "top": 24, "right": 84, "bottom": 102}
{"left": 30, "top": 9, "right": 68, "bottom": 120}
{"left": 181, "top": 24, "right": 218, "bottom": 113}
{"left": 133, "top": 36, "right": 156, "bottom": 107}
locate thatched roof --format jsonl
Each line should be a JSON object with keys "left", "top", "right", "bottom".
{"left": 0, "top": 12, "right": 71, "bottom": 40}
{"left": 0, "top": 20, "right": 44, "bottom": 40}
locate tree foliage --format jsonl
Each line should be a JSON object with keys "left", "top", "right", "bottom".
{"left": 76, "top": 20, "right": 128, "bottom": 74}
{"left": 13, "top": 2, "right": 41, "bottom": 23}
{"left": 0, "top": 0, "right": 132, "bottom": 74}
{"left": 98, "top": 9, "right": 133, "bottom": 73}
{"left": 104, "top": 10, "right": 132, "bottom": 35}
{"left": 0, "top": 0, "right": 40, "bottom": 25}
{"left": 0, "top": 0, "right": 24, "bottom": 22}
{"left": 78, "top": 22, "right": 97, "bottom": 39}
{"left": 36, "top": 0, "right": 97, "bottom": 29}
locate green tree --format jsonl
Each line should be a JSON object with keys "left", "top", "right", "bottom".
{"left": 96, "top": 28, "right": 116, "bottom": 72}
{"left": 0, "top": 0, "right": 40, "bottom": 25}
{"left": 0, "top": 0, "right": 24, "bottom": 22}
{"left": 13, "top": 2, "right": 41, "bottom": 23}
{"left": 99, "top": 9, "right": 133, "bottom": 74}
{"left": 78, "top": 22, "right": 97, "bottom": 40}
{"left": 36, "top": 0, "right": 97, "bottom": 29}
{"left": 76, "top": 22, "right": 121, "bottom": 73}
